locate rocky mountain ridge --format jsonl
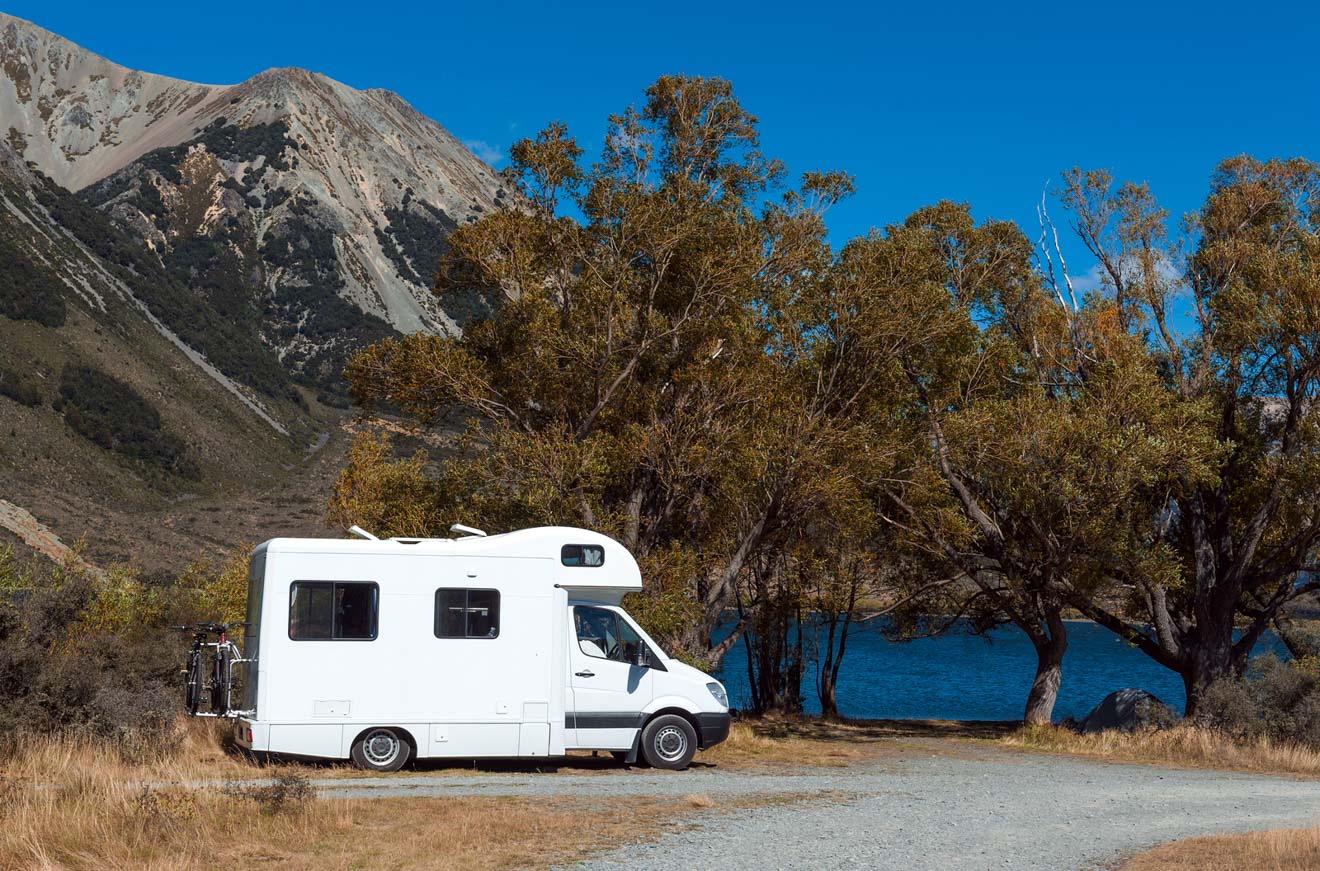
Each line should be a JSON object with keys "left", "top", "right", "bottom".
{"left": 1, "top": 12, "right": 504, "bottom": 359}
{"left": 0, "top": 13, "right": 504, "bottom": 573}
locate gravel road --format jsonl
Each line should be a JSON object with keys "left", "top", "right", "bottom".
{"left": 303, "top": 740, "right": 1319, "bottom": 870}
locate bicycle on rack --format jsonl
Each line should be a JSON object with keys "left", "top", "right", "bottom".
{"left": 177, "top": 622, "right": 251, "bottom": 717}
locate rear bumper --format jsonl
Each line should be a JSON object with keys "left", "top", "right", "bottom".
{"left": 695, "top": 712, "right": 731, "bottom": 748}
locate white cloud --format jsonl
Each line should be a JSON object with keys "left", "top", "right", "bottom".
{"left": 463, "top": 139, "right": 505, "bottom": 166}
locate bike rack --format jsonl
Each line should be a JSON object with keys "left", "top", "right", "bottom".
{"left": 222, "top": 656, "right": 258, "bottom": 719}
{"left": 181, "top": 624, "right": 257, "bottom": 719}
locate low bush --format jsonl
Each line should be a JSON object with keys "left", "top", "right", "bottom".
{"left": 224, "top": 772, "right": 313, "bottom": 815}
{"left": 0, "top": 545, "right": 248, "bottom": 748}
{"left": 1004, "top": 723, "right": 1320, "bottom": 775}
{"left": 1196, "top": 655, "right": 1320, "bottom": 747}
{"left": 0, "top": 365, "right": 40, "bottom": 407}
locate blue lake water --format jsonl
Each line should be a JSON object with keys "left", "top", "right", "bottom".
{"left": 712, "top": 619, "right": 1289, "bottom": 721}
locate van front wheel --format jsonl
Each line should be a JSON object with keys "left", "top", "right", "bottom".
{"left": 640, "top": 715, "right": 697, "bottom": 770}
{"left": 351, "top": 728, "right": 411, "bottom": 772}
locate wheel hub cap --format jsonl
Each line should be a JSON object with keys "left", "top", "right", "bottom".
{"left": 364, "top": 731, "right": 399, "bottom": 765}
{"left": 656, "top": 726, "right": 687, "bottom": 760}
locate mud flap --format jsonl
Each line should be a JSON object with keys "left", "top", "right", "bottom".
{"left": 624, "top": 726, "right": 642, "bottom": 764}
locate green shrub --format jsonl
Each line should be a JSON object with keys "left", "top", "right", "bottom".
{"left": 0, "top": 546, "right": 237, "bottom": 743}
{"left": 375, "top": 195, "right": 458, "bottom": 286}
{"left": 0, "top": 235, "right": 67, "bottom": 327}
{"left": 0, "top": 366, "right": 41, "bottom": 407}
{"left": 1198, "top": 655, "right": 1320, "bottom": 747}
{"left": 54, "top": 365, "right": 200, "bottom": 479}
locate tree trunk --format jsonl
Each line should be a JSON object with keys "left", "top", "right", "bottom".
{"left": 1023, "top": 623, "right": 1067, "bottom": 726}
{"left": 816, "top": 606, "right": 855, "bottom": 720}
{"left": 817, "top": 612, "right": 840, "bottom": 719}
{"left": 1181, "top": 630, "right": 1235, "bottom": 719}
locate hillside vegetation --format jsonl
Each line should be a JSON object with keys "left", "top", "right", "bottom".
{"left": 54, "top": 365, "right": 199, "bottom": 480}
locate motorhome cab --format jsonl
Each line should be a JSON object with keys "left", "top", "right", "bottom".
{"left": 231, "top": 526, "right": 730, "bottom": 771}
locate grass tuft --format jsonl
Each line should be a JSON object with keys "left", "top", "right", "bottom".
{"left": 1123, "top": 825, "right": 1320, "bottom": 870}
{"left": 1003, "top": 724, "right": 1320, "bottom": 776}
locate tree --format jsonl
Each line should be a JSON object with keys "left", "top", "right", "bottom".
{"left": 806, "top": 538, "right": 881, "bottom": 719}
{"left": 831, "top": 202, "right": 1211, "bottom": 724}
{"left": 340, "top": 76, "right": 863, "bottom": 664}
{"left": 1052, "top": 158, "right": 1320, "bottom": 714}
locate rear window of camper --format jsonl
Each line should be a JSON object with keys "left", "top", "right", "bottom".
{"left": 288, "top": 582, "right": 378, "bottom": 640}
{"left": 435, "top": 589, "right": 500, "bottom": 638}
{"left": 561, "top": 544, "right": 605, "bottom": 567}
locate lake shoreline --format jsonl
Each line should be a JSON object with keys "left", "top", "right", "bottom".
{"left": 714, "top": 617, "right": 1287, "bottom": 721}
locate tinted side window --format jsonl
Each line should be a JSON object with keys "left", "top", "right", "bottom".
{"left": 435, "top": 589, "right": 501, "bottom": 638}
{"left": 561, "top": 544, "right": 604, "bottom": 567}
{"left": 289, "top": 582, "right": 378, "bottom": 640}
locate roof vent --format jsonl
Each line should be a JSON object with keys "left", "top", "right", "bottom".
{"left": 450, "top": 523, "right": 488, "bottom": 538}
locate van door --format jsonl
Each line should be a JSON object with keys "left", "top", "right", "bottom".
{"left": 567, "top": 605, "right": 653, "bottom": 749}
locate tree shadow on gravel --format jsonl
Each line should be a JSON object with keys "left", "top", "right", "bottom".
{"left": 745, "top": 716, "right": 1019, "bottom": 741}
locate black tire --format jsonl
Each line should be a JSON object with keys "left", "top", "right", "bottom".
{"left": 351, "top": 728, "right": 412, "bottom": 772}
{"left": 640, "top": 715, "right": 697, "bottom": 770}
{"left": 184, "top": 651, "right": 202, "bottom": 715}
{"left": 210, "top": 651, "right": 228, "bottom": 715}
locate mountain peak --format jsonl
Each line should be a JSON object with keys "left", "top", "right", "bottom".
{"left": 2, "top": 13, "right": 504, "bottom": 342}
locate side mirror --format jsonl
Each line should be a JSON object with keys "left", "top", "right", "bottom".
{"left": 632, "top": 646, "right": 650, "bottom": 668}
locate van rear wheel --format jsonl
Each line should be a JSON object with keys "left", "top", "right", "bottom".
{"left": 640, "top": 715, "right": 697, "bottom": 770}
{"left": 351, "top": 728, "right": 411, "bottom": 772}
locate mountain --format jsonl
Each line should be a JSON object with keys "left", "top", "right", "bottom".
{"left": 1, "top": 12, "right": 506, "bottom": 394}
{"left": 0, "top": 13, "right": 502, "bottom": 574}
{"left": 0, "top": 133, "right": 342, "bottom": 574}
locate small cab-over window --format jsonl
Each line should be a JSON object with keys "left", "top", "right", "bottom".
{"left": 561, "top": 544, "right": 605, "bottom": 567}
{"left": 435, "top": 589, "right": 500, "bottom": 638}
{"left": 289, "top": 582, "right": 378, "bottom": 640}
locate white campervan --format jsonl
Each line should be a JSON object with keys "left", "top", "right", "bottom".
{"left": 230, "top": 525, "right": 730, "bottom": 771}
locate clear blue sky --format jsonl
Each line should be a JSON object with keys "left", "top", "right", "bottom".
{"left": 7, "top": 1, "right": 1319, "bottom": 290}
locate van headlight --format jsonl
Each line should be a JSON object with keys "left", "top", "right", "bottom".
{"left": 706, "top": 681, "right": 728, "bottom": 708}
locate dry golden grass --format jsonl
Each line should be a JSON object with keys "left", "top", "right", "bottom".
{"left": 0, "top": 784, "right": 719, "bottom": 870}
{"left": 1002, "top": 724, "right": 1320, "bottom": 777}
{"left": 0, "top": 732, "right": 730, "bottom": 870}
{"left": 698, "top": 715, "right": 1014, "bottom": 770}
{"left": 0, "top": 719, "right": 259, "bottom": 786}
{"left": 1122, "top": 826, "right": 1320, "bottom": 870}
{"left": 698, "top": 720, "right": 874, "bottom": 768}
{"left": 0, "top": 722, "right": 849, "bottom": 869}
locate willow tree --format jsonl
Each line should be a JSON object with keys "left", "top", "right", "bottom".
{"left": 1052, "top": 158, "right": 1320, "bottom": 713}
{"left": 336, "top": 76, "right": 863, "bottom": 663}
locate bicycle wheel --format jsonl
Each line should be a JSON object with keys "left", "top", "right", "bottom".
{"left": 184, "top": 650, "right": 202, "bottom": 715}
{"left": 210, "top": 648, "right": 228, "bottom": 715}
